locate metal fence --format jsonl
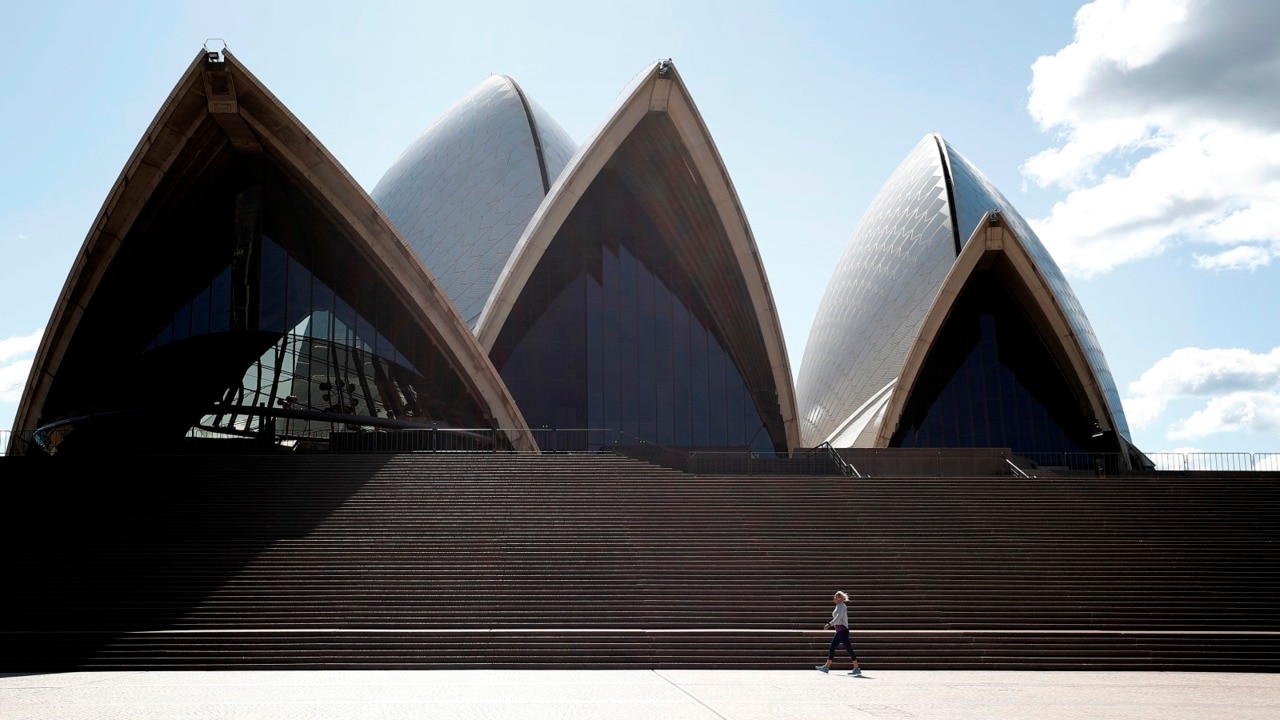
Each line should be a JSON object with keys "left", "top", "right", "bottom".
{"left": 965, "top": 451, "right": 1280, "bottom": 476}
{"left": 328, "top": 427, "right": 616, "bottom": 454}
{"left": 4, "top": 425, "right": 1279, "bottom": 476}
{"left": 1017, "top": 452, "right": 1124, "bottom": 477}
{"left": 833, "top": 449, "right": 1013, "bottom": 478}
{"left": 1145, "top": 452, "right": 1280, "bottom": 473}
{"left": 685, "top": 451, "right": 843, "bottom": 476}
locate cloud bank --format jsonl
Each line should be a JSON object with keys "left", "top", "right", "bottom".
{"left": 0, "top": 328, "right": 43, "bottom": 405}
{"left": 1124, "top": 346, "right": 1280, "bottom": 441}
{"left": 1024, "top": 0, "right": 1280, "bottom": 277}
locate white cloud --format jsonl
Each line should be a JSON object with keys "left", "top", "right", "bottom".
{"left": 1168, "top": 391, "right": 1280, "bottom": 440}
{"left": 1129, "top": 346, "right": 1280, "bottom": 398}
{"left": 0, "top": 329, "right": 43, "bottom": 410}
{"left": 1124, "top": 346, "right": 1280, "bottom": 439}
{"left": 1024, "top": 0, "right": 1280, "bottom": 277}
{"left": 1121, "top": 394, "right": 1167, "bottom": 429}
{"left": 0, "top": 357, "right": 34, "bottom": 403}
{"left": 1155, "top": 446, "right": 1202, "bottom": 455}
{"left": 1193, "top": 245, "right": 1272, "bottom": 271}
{"left": 0, "top": 328, "right": 44, "bottom": 363}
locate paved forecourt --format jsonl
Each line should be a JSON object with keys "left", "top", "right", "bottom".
{"left": 2, "top": 670, "right": 1278, "bottom": 719}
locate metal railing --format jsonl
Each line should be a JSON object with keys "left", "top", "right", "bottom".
{"left": 817, "top": 441, "right": 861, "bottom": 477}
{"left": 829, "top": 449, "right": 1014, "bottom": 477}
{"left": 330, "top": 428, "right": 507, "bottom": 453}
{"left": 5, "top": 422, "right": 1280, "bottom": 476}
{"left": 329, "top": 427, "right": 616, "bottom": 454}
{"left": 603, "top": 433, "right": 850, "bottom": 476}
{"left": 1145, "top": 452, "right": 1280, "bottom": 473}
{"left": 1017, "top": 452, "right": 1124, "bottom": 477}
{"left": 686, "top": 451, "right": 843, "bottom": 476}
{"left": 528, "top": 428, "right": 617, "bottom": 454}
{"left": 1004, "top": 457, "right": 1032, "bottom": 478}
{"left": 609, "top": 431, "right": 695, "bottom": 471}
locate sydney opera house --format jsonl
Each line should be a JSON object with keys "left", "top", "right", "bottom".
{"left": 7, "top": 48, "right": 1141, "bottom": 467}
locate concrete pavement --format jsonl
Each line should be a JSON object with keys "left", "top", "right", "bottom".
{"left": 2, "top": 669, "right": 1279, "bottom": 719}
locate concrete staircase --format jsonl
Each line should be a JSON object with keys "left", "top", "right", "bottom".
{"left": 2, "top": 452, "right": 1277, "bottom": 670}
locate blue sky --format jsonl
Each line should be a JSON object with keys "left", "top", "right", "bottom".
{"left": 2, "top": 0, "right": 1277, "bottom": 457}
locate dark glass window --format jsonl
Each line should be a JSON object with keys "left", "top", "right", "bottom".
{"left": 136, "top": 162, "right": 497, "bottom": 443}
{"left": 147, "top": 265, "right": 232, "bottom": 349}
{"left": 259, "top": 238, "right": 287, "bottom": 333}
{"left": 210, "top": 267, "right": 231, "bottom": 333}
{"left": 286, "top": 255, "right": 311, "bottom": 330}
{"left": 190, "top": 286, "right": 210, "bottom": 337}
{"left": 172, "top": 302, "right": 191, "bottom": 342}
{"left": 491, "top": 159, "right": 779, "bottom": 451}
{"left": 891, "top": 271, "right": 1094, "bottom": 456}
{"left": 48, "top": 148, "right": 508, "bottom": 454}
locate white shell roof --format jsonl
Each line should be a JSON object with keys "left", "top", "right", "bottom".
{"left": 371, "top": 75, "right": 577, "bottom": 328}
{"left": 797, "top": 136, "right": 957, "bottom": 446}
{"left": 797, "top": 134, "right": 1130, "bottom": 447}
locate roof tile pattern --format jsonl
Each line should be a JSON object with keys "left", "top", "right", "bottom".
{"left": 372, "top": 76, "right": 577, "bottom": 328}
{"left": 796, "top": 136, "right": 956, "bottom": 446}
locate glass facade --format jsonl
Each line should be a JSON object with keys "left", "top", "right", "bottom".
{"left": 155, "top": 165, "right": 491, "bottom": 442}
{"left": 491, "top": 157, "right": 779, "bottom": 453}
{"left": 147, "top": 240, "right": 473, "bottom": 442}
{"left": 36, "top": 153, "right": 496, "bottom": 451}
{"left": 890, "top": 271, "right": 1092, "bottom": 454}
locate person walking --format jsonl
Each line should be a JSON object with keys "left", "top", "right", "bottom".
{"left": 815, "top": 590, "right": 862, "bottom": 676}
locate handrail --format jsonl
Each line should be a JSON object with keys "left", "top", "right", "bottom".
{"left": 1003, "top": 456, "right": 1032, "bottom": 478}
{"left": 6, "top": 419, "right": 1280, "bottom": 474}
{"left": 817, "top": 441, "right": 861, "bottom": 478}
{"left": 611, "top": 430, "right": 695, "bottom": 472}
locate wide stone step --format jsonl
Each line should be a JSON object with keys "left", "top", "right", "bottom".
{"left": 2, "top": 452, "right": 1277, "bottom": 671}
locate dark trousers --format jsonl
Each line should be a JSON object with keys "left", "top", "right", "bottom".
{"left": 828, "top": 626, "right": 857, "bottom": 660}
